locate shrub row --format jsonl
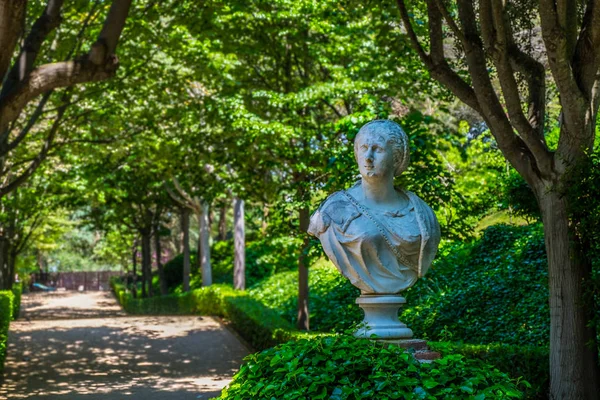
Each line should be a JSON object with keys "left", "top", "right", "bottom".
{"left": 0, "top": 290, "right": 14, "bottom": 375}
{"left": 111, "top": 279, "right": 312, "bottom": 351}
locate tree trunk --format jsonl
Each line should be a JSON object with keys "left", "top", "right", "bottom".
{"left": 262, "top": 203, "right": 269, "bottom": 236}
{"left": 218, "top": 202, "right": 228, "bottom": 241}
{"left": 131, "top": 241, "right": 138, "bottom": 298}
{"left": 155, "top": 222, "right": 168, "bottom": 296}
{"left": 0, "top": 237, "right": 7, "bottom": 290}
{"left": 36, "top": 248, "right": 44, "bottom": 273}
{"left": 233, "top": 197, "right": 245, "bottom": 290}
{"left": 8, "top": 248, "right": 16, "bottom": 289}
{"left": 297, "top": 207, "right": 310, "bottom": 331}
{"left": 539, "top": 190, "right": 600, "bottom": 400}
{"left": 141, "top": 230, "right": 152, "bottom": 298}
{"left": 181, "top": 207, "right": 191, "bottom": 292}
{"left": 140, "top": 237, "right": 146, "bottom": 297}
{"left": 200, "top": 202, "right": 212, "bottom": 286}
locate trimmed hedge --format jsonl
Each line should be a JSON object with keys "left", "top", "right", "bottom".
{"left": 110, "top": 278, "right": 311, "bottom": 351}
{"left": 220, "top": 335, "right": 526, "bottom": 400}
{"left": 111, "top": 270, "right": 550, "bottom": 399}
{"left": 0, "top": 290, "right": 14, "bottom": 375}
{"left": 11, "top": 284, "right": 21, "bottom": 320}
{"left": 431, "top": 342, "right": 549, "bottom": 399}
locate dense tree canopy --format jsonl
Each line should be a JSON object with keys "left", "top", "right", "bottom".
{"left": 1, "top": 1, "right": 598, "bottom": 399}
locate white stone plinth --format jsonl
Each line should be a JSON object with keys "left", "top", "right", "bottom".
{"left": 354, "top": 294, "right": 413, "bottom": 340}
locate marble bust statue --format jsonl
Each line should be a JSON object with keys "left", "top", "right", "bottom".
{"left": 308, "top": 120, "right": 441, "bottom": 295}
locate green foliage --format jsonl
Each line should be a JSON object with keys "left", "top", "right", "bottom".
{"left": 402, "top": 224, "right": 549, "bottom": 346}
{"left": 568, "top": 149, "right": 600, "bottom": 346}
{"left": 163, "top": 236, "right": 303, "bottom": 293}
{"left": 162, "top": 251, "right": 198, "bottom": 290}
{"left": 0, "top": 290, "right": 14, "bottom": 375}
{"left": 212, "top": 236, "right": 302, "bottom": 286}
{"left": 222, "top": 295, "right": 297, "bottom": 350}
{"left": 220, "top": 335, "right": 525, "bottom": 399}
{"left": 430, "top": 342, "right": 549, "bottom": 399}
{"left": 11, "top": 284, "right": 21, "bottom": 320}
{"left": 248, "top": 224, "right": 550, "bottom": 347}
{"left": 502, "top": 171, "right": 540, "bottom": 222}
{"left": 248, "top": 261, "right": 361, "bottom": 332}
{"left": 111, "top": 277, "right": 307, "bottom": 350}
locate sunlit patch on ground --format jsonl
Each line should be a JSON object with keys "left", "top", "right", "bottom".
{"left": 0, "top": 292, "right": 249, "bottom": 399}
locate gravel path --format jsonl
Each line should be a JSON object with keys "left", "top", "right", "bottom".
{"left": 0, "top": 291, "right": 249, "bottom": 400}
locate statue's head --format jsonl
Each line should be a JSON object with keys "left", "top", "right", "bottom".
{"left": 354, "top": 120, "right": 410, "bottom": 178}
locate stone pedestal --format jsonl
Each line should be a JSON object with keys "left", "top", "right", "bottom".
{"left": 354, "top": 294, "right": 413, "bottom": 339}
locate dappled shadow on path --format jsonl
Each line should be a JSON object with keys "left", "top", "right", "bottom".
{"left": 1, "top": 315, "right": 248, "bottom": 399}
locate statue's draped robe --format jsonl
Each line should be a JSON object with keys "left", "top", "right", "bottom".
{"left": 308, "top": 186, "right": 440, "bottom": 294}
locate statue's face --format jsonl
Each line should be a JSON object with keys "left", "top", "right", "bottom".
{"left": 355, "top": 131, "right": 395, "bottom": 180}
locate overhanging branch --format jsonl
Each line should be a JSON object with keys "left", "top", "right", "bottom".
{"left": 0, "top": 0, "right": 133, "bottom": 133}
{"left": 396, "top": 0, "right": 482, "bottom": 113}
{"left": 0, "top": 0, "right": 65, "bottom": 99}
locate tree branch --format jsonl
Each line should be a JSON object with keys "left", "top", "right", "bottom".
{"left": 172, "top": 176, "right": 201, "bottom": 214}
{"left": 16, "top": 212, "right": 45, "bottom": 255}
{"left": 88, "top": 0, "right": 133, "bottom": 65}
{"left": 453, "top": 0, "right": 542, "bottom": 184}
{"left": 0, "top": 0, "right": 133, "bottom": 133}
{"left": 572, "top": 0, "right": 600, "bottom": 100}
{"left": 433, "top": 0, "right": 466, "bottom": 43}
{"left": 480, "top": 0, "right": 552, "bottom": 175}
{"left": 0, "top": 57, "right": 118, "bottom": 131}
{"left": 0, "top": 0, "right": 65, "bottom": 99}
{"left": 396, "top": 0, "right": 482, "bottom": 113}
{"left": 0, "top": 1, "right": 100, "bottom": 148}
{"left": 0, "top": 91, "right": 53, "bottom": 157}
{"left": 0, "top": 90, "right": 70, "bottom": 198}
{"left": 320, "top": 99, "right": 343, "bottom": 118}
{"left": 539, "top": 0, "right": 586, "bottom": 131}
{"left": 164, "top": 182, "right": 188, "bottom": 209}
{"left": 508, "top": 46, "right": 546, "bottom": 133}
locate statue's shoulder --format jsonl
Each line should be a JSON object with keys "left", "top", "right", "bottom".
{"left": 402, "top": 190, "right": 432, "bottom": 211}
{"left": 402, "top": 189, "right": 441, "bottom": 238}
{"left": 319, "top": 190, "right": 354, "bottom": 213}
{"left": 308, "top": 190, "right": 360, "bottom": 236}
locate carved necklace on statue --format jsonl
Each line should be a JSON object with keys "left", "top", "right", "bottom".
{"left": 342, "top": 190, "right": 417, "bottom": 271}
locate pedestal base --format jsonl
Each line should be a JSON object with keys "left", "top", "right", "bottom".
{"left": 354, "top": 294, "right": 413, "bottom": 340}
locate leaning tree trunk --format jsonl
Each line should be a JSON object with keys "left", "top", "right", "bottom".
{"left": 181, "top": 207, "right": 191, "bottom": 292}
{"left": 200, "top": 202, "right": 212, "bottom": 286}
{"left": 539, "top": 189, "right": 600, "bottom": 400}
{"left": 297, "top": 207, "right": 310, "bottom": 331}
{"left": 233, "top": 197, "right": 245, "bottom": 290}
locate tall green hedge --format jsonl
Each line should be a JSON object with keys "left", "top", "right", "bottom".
{"left": 0, "top": 290, "right": 14, "bottom": 375}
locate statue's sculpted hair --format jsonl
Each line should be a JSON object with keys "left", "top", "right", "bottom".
{"left": 354, "top": 119, "right": 410, "bottom": 176}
